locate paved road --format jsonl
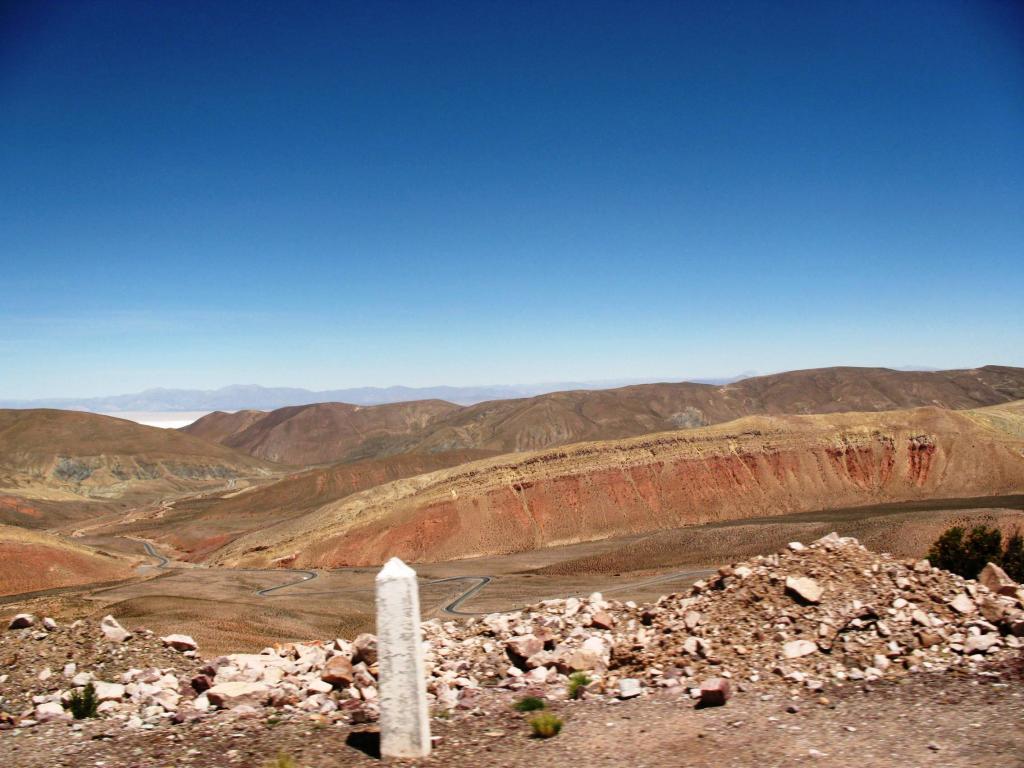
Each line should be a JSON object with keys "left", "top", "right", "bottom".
{"left": 130, "top": 540, "right": 711, "bottom": 617}
{"left": 135, "top": 537, "right": 319, "bottom": 595}
{"left": 429, "top": 576, "right": 493, "bottom": 615}
{"left": 140, "top": 540, "right": 169, "bottom": 568}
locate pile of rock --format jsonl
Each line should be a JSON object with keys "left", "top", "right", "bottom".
{"left": 606, "top": 534, "right": 1023, "bottom": 700}
{"left": 4, "top": 534, "right": 1023, "bottom": 729}
{"left": 420, "top": 534, "right": 1023, "bottom": 708}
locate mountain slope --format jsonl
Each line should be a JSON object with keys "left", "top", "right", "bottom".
{"left": 180, "top": 409, "right": 266, "bottom": 444}
{"left": 0, "top": 524, "right": 137, "bottom": 595}
{"left": 397, "top": 365, "right": 1024, "bottom": 454}
{"left": 120, "top": 448, "right": 497, "bottom": 561}
{"left": 0, "top": 409, "right": 279, "bottom": 502}
{"left": 184, "top": 399, "right": 461, "bottom": 465}
{"left": 207, "top": 402, "right": 1024, "bottom": 568}
{"left": 189, "top": 366, "right": 1024, "bottom": 463}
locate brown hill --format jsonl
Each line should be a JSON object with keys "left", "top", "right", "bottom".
{"left": 120, "top": 448, "right": 497, "bottom": 561}
{"left": 208, "top": 402, "right": 1024, "bottom": 568}
{"left": 0, "top": 524, "right": 136, "bottom": 595}
{"left": 180, "top": 409, "right": 266, "bottom": 444}
{"left": 394, "top": 365, "right": 1024, "bottom": 454}
{"left": 0, "top": 409, "right": 279, "bottom": 503}
{"left": 184, "top": 366, "right": 1024, "bottom": 461}
{"left": 183, "top": 400, "right": 461, "bottom": 465}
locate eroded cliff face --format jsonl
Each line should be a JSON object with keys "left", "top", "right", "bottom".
{"left": 210, "top": 406, "right": 1024, "bottom": 568}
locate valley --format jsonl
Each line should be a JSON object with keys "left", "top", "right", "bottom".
{"left": 1, "top": 367, "right": 1023, "bottom": 655}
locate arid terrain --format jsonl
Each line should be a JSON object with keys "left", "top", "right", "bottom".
{"left": 2, "top": 532, "right": 1022, "bottom": 767}
{"left": 183, "top": 365, "right": 1024, "bottom": 464}
{"left": 204, "top": 403, "right": 1024, "bottom": 568}
{"left": 1, "top": 368, "right": 1023, "bottom": 652}
{"left": 1, "top": 368, "right": 1023, "bottom": 768}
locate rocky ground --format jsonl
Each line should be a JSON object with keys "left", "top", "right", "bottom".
{"left": 2, "top": 533, "right": 1022, "bottom": 766}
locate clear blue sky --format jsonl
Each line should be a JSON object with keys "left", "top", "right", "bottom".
{"left": 2, "top": 1, "right": 1022, "bottom": 398}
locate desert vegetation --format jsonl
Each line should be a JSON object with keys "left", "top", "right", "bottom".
{"left": 927, "top": 524, "right": 1024, "bottom": 581}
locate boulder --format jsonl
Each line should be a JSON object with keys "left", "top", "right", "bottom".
{"left": 785, "top": 576, "right": 823, "bottom": 604}
{"left": 160, "top": 634, "right": 198, "bottom": 652}
{"left": 92, "top": 681, "right": 126, "bottom": 702}
{"left": 949, "top": 594, "right": 976, "bottom": 614}
{"left": 306, "top": 678, "right": 333, "bottom": 695}
{"left": 321, "top": 655, "right": 355, "bottom": 687}
{"left": 589, "top": 611, "right": 615, "bottom": 630}
{"left": 979, "top": 563, "right": 1019, "bottom": 597}
{"left": 34, "top": 701, "right": 70, "bottom": 722}
{"left": 190, "top": 674, "right": 212, "bottom": 693}
{"left": 352, "top": 633, "right": 377, "bottom": 666}
{"left": 506, "top": 634, "right": 544, "bottom": 667}
{"left": 8, "top": 614, "right": 35, "bottom": 630}
{"left": 964, "top": 633, "right": 1000, "bottom": 655}
{"left": 556, "top": 648, "right": 605, "bottom": 673}
{"left": 42, "top": 617, "right": 58, "bottom": 631}
{"left": 782, "top": 640, "right": 818, "bottom": 659}
{"left": 100, "top": 615, "right": 132, "bottom": 643}
{"left": 206, "top": 681, "right": 270, "bottom": 709}
{"left": 618, "top": 678, "right": 642, "bottom": 699}
{"left": 699, "top": 678, "right": 732, "bottom": 706}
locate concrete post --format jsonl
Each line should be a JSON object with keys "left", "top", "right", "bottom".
{"left": 376, "top": 557, "right": 431, "bottom": 759}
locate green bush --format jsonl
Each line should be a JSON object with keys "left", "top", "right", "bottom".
{"left": 567, "top": 671, "right": 591, "bottom": 700}
{"left": 927, "top": 525, "right": 1024, "bottom": 581}
{"left": 65, "top": 683, "right": 98, "bottom": 719}
{"left": 1002, "top": 530, "right": 1024, "bottom": 582}
{"left": 529, "top": 712, "right": 563, "bottom": 738}
{"left": 264, "top": 755, "right": 298, "bottom": 768}
{"left": 513, "top": 695, "right": 547, "bottom": 712}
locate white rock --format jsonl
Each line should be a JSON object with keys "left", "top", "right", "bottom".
{"left": 306, "top": 678, "right": 333, "bottom": 695}
{"left": 949, "top": 594, "right": 976, "bottom": 614}
{"left": 100, "top": 615, "right": 132, "bottom": 643}
{"left": 785, "top": 576, "right": 823, "bottom": 604}
{"left": 93, "top": 681, "right": 126, "bottom": 702}
{"left": 782, "top": 640, "right": 818, "bottom": 659}
{"left": 964, "top": 633, "right": 1000, "bottom": 654}
{"left": 206, "top": 681, "right": 270, "bottom": 708}
{"left": 618, "top": 678, "right": 642, "bottom": 699}
{"left": 34, "top": 701, "right": 69, "bottom": 722}
{"left": 160, "top": 634, "right": 198, "bottom": 652}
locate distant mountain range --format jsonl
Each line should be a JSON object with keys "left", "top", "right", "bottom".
{"left": 0, "top": 376, "right": 755, "bottom": 412}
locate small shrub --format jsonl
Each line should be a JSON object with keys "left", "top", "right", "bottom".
{"left": 513, "top": 695, "right": 546, "bottom": 712}
{"left": 927, "top": 524, "right": 1024, "bottom": 580}
{"left": 65, "top": 683, "right": 98, "bottom": 719}
{"left": 264, "top": 755, "right": 298, "bottom": 768}
{"left": 567, "top": 671, "right": 591, "bottom": 700}
{"left": 1002, "top": 530, "right": 1024, "bottom": 582}
{"left": 529, "top": 712, "right": 563, "bottom": 738}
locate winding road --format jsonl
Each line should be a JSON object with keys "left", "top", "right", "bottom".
{"left": 133, "top": 539, "right": 710, "bottom": 617}
{"left": 136, "top": 538, "right": 318, "bottom": 596}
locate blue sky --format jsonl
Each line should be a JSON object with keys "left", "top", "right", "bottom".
{"left": 2, "top": 0, "right": 1022, "bottom": 399}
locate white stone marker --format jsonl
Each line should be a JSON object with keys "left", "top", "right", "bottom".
{"left": 376, "top": 557, "right": 431, "bottom": 759}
